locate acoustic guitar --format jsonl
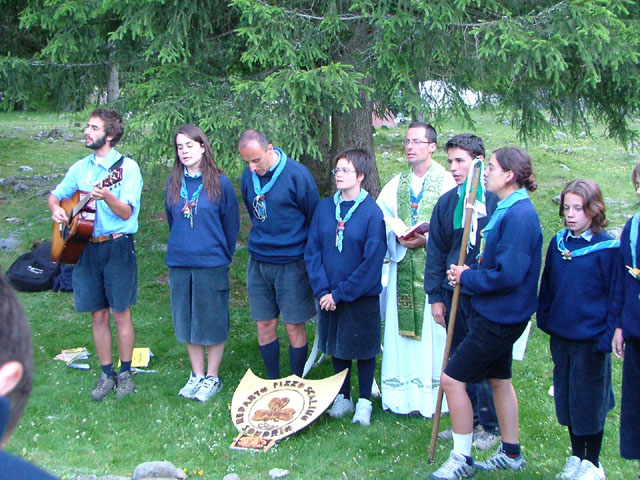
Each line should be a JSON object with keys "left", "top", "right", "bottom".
{"left": 51, "top": 168, "right": 123, "bottom": 264}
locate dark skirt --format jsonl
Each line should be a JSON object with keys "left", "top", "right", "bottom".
{"left": 318, "top": 295, "right": 381, "bottom": 360}
{"left": 550, "top": 335, "right": 614, "bottom": 436}
{"left": 168, "top": 266, "right": 230, "bottom": 345}
{"left": 621, "top": 340, "right": 640, "bottom": 459}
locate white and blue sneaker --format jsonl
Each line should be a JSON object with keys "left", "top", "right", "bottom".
{"left": 178, "top": 372, "right": 204, "bottom": 399}
{"left": 430, "top": 450, "right": 475, "bottom": 480}
{"left": 476, "top": 445, "right": 525, "bottom": 471}
{"left": 194, "top": 376, "right": 222, "bottom": 402}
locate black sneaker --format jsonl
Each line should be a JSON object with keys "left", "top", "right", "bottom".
{"left": 91, "top": 373, "right": 117, "bottom": 401}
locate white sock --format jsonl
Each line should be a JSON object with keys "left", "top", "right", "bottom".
{"left": 452, "top": 432, "right": 473, "bottom": 458}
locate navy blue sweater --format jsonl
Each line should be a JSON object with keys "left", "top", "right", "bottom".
{"left": 613, "top": 217, "right": 640, "bottom": 341}
{"left": 460, "top": 197, "right": 542, "bottom": 325}
{"left": 537, "top": 232, "right": 617, "bottom": 352}
{"left": 304, "top": 195, "right": 387, "bottom": 304}
{"left": 425, "top": 186, "right": 498, "bottom": 301}
{"left": 241, "top": 150, "right": 320, "bottom": 264}
{"left": 165, "top": 174, "right": 240, "bottom": 267}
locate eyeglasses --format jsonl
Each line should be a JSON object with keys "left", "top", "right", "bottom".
{"left": 402, "top": 139, "right": 433, "bottom": 146}
{"left": 331, "top": 168, "right": 356, "bottom": 175}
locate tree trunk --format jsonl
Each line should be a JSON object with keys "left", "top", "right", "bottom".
{"left": 107, "top": 62, "right": 119, "bottom": 103}
{"left": 299, "top": 119, "right": 333, "bottom": 197}
{"left": 329, "top": 96, "right": 381, "bottom": 198}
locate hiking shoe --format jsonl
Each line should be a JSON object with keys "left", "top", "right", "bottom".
{"left": 327, "top": 394, "right": 355, "bottom": 418}
{"left": 179, "top": 372, "right": 204, "bottom": 399}
{"left": 473, "top": 430, "right": 501, "bottom": 451}
{"left": 575, "top": 459, "right": 605, "bottom": 480}
{"left": 429, "top": 450, "right": 475, "bottom": 480}
{"left": 352, "top": 398, "right": 373, "bottom": 426}
{"left": 194, "top": 376, "right": 222, "bottom": 402}
{"left": 557, "top": 456, "right": 581, "bottom": 479}
{"left": 115, "top": 371, "right": 135, "bottom": 399}
{"left": 439, "top": 424, "right": 483, "bottom": 441}
{"left": 91, "top": 373, "right": 116, "bottom": 401}
{"left": 476, "top": 446, "right": 525, "bottom": 471}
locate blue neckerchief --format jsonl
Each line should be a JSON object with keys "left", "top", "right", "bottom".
{"left": 410, "top": 175, "right": 427, "bottom": 225}
{"left": 482, "top": 188, "right": 528, "bottom": 241}
{"left": 333, "top": 189, "right": 368, "bottom": 252}
{"left": 251, "top": 151, "right": 286, "bottom": 221}
{"left": 477, "top": 188, "right": 528, "bottom": 262}
{"left": 555, "top": 228, "right": 619, "bottom": 260}
{"left": 627, "top": 212, "right": 640, "bottom": 279}
{"left": 180, "top": 175, "right": 204, "bottom": 228}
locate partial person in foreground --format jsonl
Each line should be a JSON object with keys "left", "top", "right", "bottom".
{"left": 612, "top": 162, "right": 640, "bottom": 480}
{"left": 537, "top": 179, "right": 617, "bottom": 480}
{"left": 48, "top": 109, "right": 143, "bottom": 401}
{"left": 424, "top": 133, "right": 500, "bottom": 450}
{"left": 304, "top": 149, "right": 387, "bottom": 426}
{"left": 239, "top": 129, "right": 319, "bottom": 379}
{"left": 165, "top": 125, "right": 240, "bottom": 402}
{"left": 0, "top": 272, "right": 59, "bottom": 479}
{"left": 377, "top": 121, "right": 455, "bottom": 417}
{"left": 431, "top": 147, "right": 542, "bottom": 480}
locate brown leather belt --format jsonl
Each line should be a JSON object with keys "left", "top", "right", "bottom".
{"left": 89, "top": 233, "right": 125, "bottom": 243}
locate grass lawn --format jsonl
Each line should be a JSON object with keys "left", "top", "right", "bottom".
{"left": 0, "top": 110, "right": 638, "bottom": 479}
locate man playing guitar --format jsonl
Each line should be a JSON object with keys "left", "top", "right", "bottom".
{"left": 48, "top": 109, "right": 143, "bottom": 401}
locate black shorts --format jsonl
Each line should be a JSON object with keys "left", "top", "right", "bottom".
{"left": 445, "top": 315, "right": 527, "bottom": 384}
{"left": 72, "top": 234, "right": 137, "bottom": 313}
{"left": 621, "top": 340, "right": 640, "bottom": 459}
{"left": 550, "top": 335, "right": 614, "bottom": 435}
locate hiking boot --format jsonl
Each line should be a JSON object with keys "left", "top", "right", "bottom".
{"left": 439, "top": 424, "right": 483, "bottom": 441}
{"left": 429, "top": 450, "right": 475, "bottom": 480}
{"left": 352, "top": 398, "right": 373, "bottom": 426}
{"left": 194, "top": 376, "right": 222, "bottom": 402}
{"left": 575, "top": 459, "right": 605, "bottom": 480}
{"left": 115, "top": 371, "right": 135, "bottom": 399}
{"left": 91, "top": 373, "right": 116, "bottom": 401}
{"left": 476, "top": 445, "right": 525, "bottom": 471}
{"left": 179, "top": 372, "right": 204, "bottom": 399}
{"left": 473, "top": 430, "right": 501, "bottom": 451}
{"left": 557, "top": 456, "right": 581, "bottom": 479}
{"left": 327, "top": 394, "right": 355, "bottom": 418}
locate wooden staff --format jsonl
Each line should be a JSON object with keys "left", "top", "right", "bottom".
{"left": 428, "top": 161, "right": 482, "bottom": 463}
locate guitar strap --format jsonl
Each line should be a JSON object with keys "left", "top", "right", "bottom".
{"left": 108, "top": 155, "right": 125, "bottom": 173}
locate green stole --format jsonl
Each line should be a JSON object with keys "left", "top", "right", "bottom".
{"left": 396, "top": 163, "right": 447, "bottom": 339}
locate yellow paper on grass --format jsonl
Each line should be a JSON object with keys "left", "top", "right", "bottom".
{"left": 117, "top": 347, "right": 153, "bottom": 368}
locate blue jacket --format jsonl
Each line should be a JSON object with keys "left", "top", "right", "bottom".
{"left": 304, "top": 195, "right": 387, "bottom": 303}
{"left": 461, "top": 197, "right": 542, "bottom": 325}
{"left": 165, "top": 174, "right": 240, "bottom": 268}
{"left": 537, "top": 231, "right": 617, "bottom": 352}
{"left": 613, "top": 216, "right": 640, "bottom": 341}
{"left": 241, "top": 149, "right": 319, "bottom": 264}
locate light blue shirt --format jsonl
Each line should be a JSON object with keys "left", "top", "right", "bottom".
{"left": 51, "top": 148, "right": 143, "bottom": 236}
{"left": 567, "top": 229, "right": 593, "bottom": 241}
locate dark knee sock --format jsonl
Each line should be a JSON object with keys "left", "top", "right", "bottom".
{"left": 584, "top": 430, "right": 604, "bottom": 466}
{"left": 569, "top": 425, "right": 586, "bottom": 459}
{"left": 120, "top": 361, "right": 131, "bottom": 374}
{"left": 101, "top": 363, "right": 116, "bottom": 377}
{"left": 259, "top": 339, "right": 280, "bottom": 379}
{"left": 332, "top": 357, "right": 352, "bottom": 399}
{"left": 289, "top": 343, "right": 308, "bottom": 377}
{"left": 357, "top": 357, "right": 376, "bottom": 400}
{"left": 501, "top": 441, "right": 521, "bottom": 457}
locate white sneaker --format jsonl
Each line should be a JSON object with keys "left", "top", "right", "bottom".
{"left": 438, "top": 424, "right": 482, "bottom": 441}
{"left": 352, "top": 398, "right": 373, "bottom": 426}
{"left": 557, "top": 456, "right": 581, "bottom": 479}
{"left": 429, "top": 450, "right": 475, "bottom": 480}
{"left": 193, "top": 376, "right": 222, "bottom": 402}
{"left": 575, "top": 459, "right": 605, "bottom": 480}
{"left": 327, "top": 394, "right": 354, "bottom": 418}
{"left": 178, "top": 372, "right": 204, "bottom": 399}
{"left": 476, "top": 445, "right": 525, "bottom": 471}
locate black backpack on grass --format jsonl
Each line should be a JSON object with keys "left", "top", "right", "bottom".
{"left": 6, "top": 242, "right": 60, "bottom": 292}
